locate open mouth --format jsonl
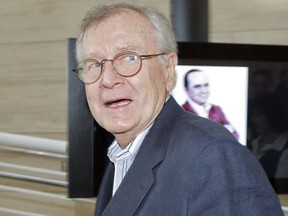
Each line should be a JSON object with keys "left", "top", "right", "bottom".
{"left": 105, "top": 99, "right": 132, "bottom": 108}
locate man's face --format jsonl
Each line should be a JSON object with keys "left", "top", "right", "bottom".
{"left": 186, "top": 71, "right": 210, "bottom": 105}
{"left": 251, "top": 110, "right": 271, "bottom": 135}
{"left": 81, "top": 10, "right": 177, "bottom": 146}
{"left": 252, "top": 75, "right": 271, "bottom": 97}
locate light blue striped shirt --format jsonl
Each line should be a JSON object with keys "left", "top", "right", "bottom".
{"left": 107, "top": 124, "right": 153, "bottom": 196}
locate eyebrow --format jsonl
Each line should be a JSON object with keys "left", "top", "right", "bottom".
{"left": 192, "top": 83, "right": 209, "bottom": 88}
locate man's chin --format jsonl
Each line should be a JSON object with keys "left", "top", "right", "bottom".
{"left": 105, "top": 124, "right": 131, "bottom": 136}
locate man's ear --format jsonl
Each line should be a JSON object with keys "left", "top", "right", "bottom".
{"left": 165, "top": 52, "right": 178, "bottom": 92}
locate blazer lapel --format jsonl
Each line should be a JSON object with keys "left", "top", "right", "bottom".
{"left": 95, "top": 161, "right": 114, "bottom": 216}
{"left": 101, "top": 136, "right": 164, "bottom": 216}
{"left": 101, "top": 97, "right": 183, "bottom": 216}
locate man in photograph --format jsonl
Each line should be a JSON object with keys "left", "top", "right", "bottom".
{"left": 182, "top": 69, "right": 239, "bottom": 139}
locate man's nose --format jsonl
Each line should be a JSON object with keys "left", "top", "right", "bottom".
{"left": 199, "top": 86, "right": 207, "bottom": 92}
{"left": 99, "top": 60, "right": 124, "bottom": 88}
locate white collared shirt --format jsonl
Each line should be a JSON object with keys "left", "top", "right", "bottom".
{"left": 250, "top": 131, "right": 288, "bottom": 177}
{"left": 107, "top": 124, "right": 153, "bottom": 196}
{"left": 250, "top": 131, "right": 288, "bottom": 159}
{"left": 187, "top": 97, "right": 212, "bottom": 118}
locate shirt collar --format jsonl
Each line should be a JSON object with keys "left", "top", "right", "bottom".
{"left": 187, "top": 97, "right": 211, "bottom": 116}
{"left": 107, "top": 123, "right": 154, "bottom": 163}
{"left": 259, "top": 131, "right": 288, "bottom": 152}
{"left": 251, "top": 131, "right": 288, "bottom": 156}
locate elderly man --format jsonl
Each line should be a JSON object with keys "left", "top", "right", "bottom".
{"left": 74, "top": 3, "right": 283, "bottom": 216}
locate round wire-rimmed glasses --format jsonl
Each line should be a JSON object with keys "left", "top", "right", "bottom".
{"left": 73, "top": 51, "right": 166, "bottom": 84}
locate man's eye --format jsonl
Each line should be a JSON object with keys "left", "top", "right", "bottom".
{"left": 193, "top": 84, "right": 202, "bottom": 89}
{"left": 88, "top": 62, "right": 101, "bottom": 70}
{"left": 124, "top": 55, "right": 138, "bottom": 62}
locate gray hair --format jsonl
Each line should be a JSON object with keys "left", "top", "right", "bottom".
{"left": 75, "top": 3, "right": 178, "bottom": 63}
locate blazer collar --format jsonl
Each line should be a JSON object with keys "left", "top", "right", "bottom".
{"left": 101, "top": 97, "right": 183, "bottom": 216}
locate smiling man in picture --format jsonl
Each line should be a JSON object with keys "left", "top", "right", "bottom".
{"left": 182, "top": 69, "right": 239, "bottom": 140}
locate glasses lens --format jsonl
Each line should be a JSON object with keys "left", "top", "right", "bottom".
{"left": 114, "top": 52, "right": 141, "bottom": 76}
{"left": 79, "top": 60, "right": 102, "bottom": 83}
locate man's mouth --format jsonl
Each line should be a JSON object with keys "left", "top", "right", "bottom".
{"left": 105, "top": 99, "right": 132, "bottom": 108}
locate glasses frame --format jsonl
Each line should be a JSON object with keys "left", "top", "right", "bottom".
{"left": 73, "top": 51, "right": 166, "bottom": 84}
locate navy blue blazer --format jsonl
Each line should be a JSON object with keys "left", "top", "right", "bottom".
{"left": 95, "top": 96, "right": 283, "bottom": 216}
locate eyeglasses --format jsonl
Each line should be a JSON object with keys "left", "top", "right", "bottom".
{"left": 73, "top": 51, "right": 166, "bottom": 84}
